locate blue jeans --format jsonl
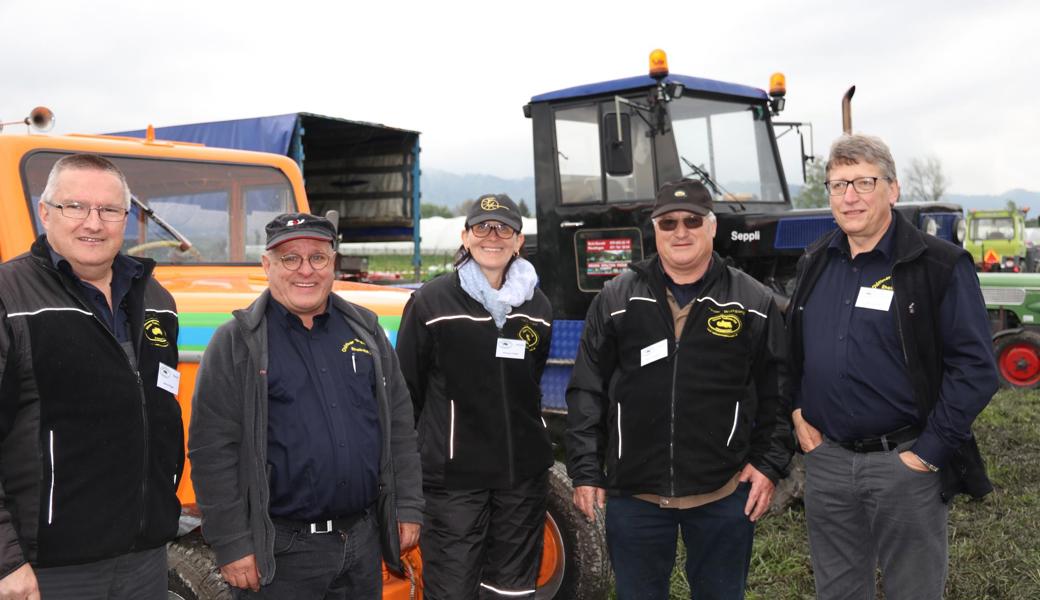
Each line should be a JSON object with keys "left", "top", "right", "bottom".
{"left": 237, "top": 511, "right": 382, "bottom": 599}
{"left": 606, "top": 483, "right": 754, "bottom": 600}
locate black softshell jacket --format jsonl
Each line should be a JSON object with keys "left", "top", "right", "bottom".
{"left": 566, "top": 254, "right": 793, "bottom": 497}
{"left": 397, "top": 272, "right": 554, "bottom": 490}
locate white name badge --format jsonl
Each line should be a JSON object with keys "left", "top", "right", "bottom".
{"left": 640, "top": 339, "right": 669, "bottom": 367}
{"left": 855, "top": 287, "right": 894, "bottom": 312}
{"left": 157, "top": 362, "right": 181, "bottom": 395}
{"left": 496, "top": 338, "right": 527, "bottom": 360}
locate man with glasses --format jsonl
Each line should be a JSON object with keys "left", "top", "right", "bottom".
{"left": 787, "top": 134, "right": 997, "bottom": 599}
{"left": 0, "top": 154, "right": 183, "bottom": 599}
{"left": 566, "top": 179, "right": 792, "bottom": 599}
{"left": 189, "top": 213, "right": 423, "bottom": 599}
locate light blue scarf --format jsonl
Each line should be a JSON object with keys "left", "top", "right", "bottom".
{"left": 458, "top": 257, "right": 538, "bottom": 329}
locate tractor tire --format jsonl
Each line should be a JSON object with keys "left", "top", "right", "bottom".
{"left": 995, "top": 331, "right": 1040, "bottom": 389}
{"left": 536, "top": 461, "right": 611, "bottom": 600}
{"left": 769, "top": 454, "right": 805, "bottom": 514}
{"left": 167, "top": 533, "right": 232, "bottom": 600}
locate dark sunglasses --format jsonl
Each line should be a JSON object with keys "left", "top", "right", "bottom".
{"left": 653, "top": 215, "right": 704, "bottom": 232}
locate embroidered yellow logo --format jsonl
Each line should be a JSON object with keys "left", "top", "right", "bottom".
{"left": 144, "top": 318, "right": 169, "bottom": 348}
{"left": 707, "top": 313, "right": 742, "bottom": 338}
{"left": 480, "top": 196, "right": 502, "bottom": 211}
{"left": 519, "top": 324, "right": 539, "bottom": 351}
{"left": 871, "top": 275, "right": 894, "bottom": 291}
{"left": 674, "top": 189, "right": 687, "bottom": 198}
{"left": 341, "top": 339, "right": 372, "bottom": 354}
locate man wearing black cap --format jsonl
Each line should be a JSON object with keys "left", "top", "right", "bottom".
{"left": 189, "top": 213, "right": 423, "bottom": 599}
{"left": 566, "top": 179, "right": 792, "bottom": 599}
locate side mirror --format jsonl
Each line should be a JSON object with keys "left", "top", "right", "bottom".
{"left": 603, "top": 113, "right": 633, "bottom": 176}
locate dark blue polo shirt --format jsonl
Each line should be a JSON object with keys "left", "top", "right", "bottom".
{"left": 265, "top": 299, "right": 381, "bottom": 521}
{"left": 796, "top": 221, "right": 917, "bottom": 441}
{"left": 795, "top": 216, "right": 995, "bottom": 467}
{"left": 47, "top": 238, "right": 143, "bottom": 344}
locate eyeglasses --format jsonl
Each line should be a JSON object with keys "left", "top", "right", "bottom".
{"left": 824, "top": 176, "right": 890, "bottom": 196}
{"left": 278, "top": 253, "right": 332, "bottom": 271}
{"left": 469, "top": 222, "right": 516, "bottom": 239}
{"left": 653, "top": 215, "right": 705, "bottom": 232}
{"left": 44, "top": 200, "right": 128, "bottom": 222}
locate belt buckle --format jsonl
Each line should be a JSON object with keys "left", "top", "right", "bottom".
{"left": 310, "top": 519, "right": 333, "bottom": 534}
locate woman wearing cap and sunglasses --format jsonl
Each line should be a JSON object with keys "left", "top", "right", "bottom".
{"left": 396, "top": 194, "right": 553, "bottom": 599}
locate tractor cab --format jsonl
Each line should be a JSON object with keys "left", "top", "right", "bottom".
{"left": 524, "top": 51, "right": 966, "bottom": 412}
{"left": 524, "top": 51, "right": 801, "bottom": 322}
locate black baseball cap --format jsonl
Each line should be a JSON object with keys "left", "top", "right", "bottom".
{"left": 265, "top": 212, "right": 337, "bottom": 250}
{"left": 651, "top": 179, "right": 713, "bottom": 218}
{"left": 466, "top": 194, "right": 523, "bottom": 232}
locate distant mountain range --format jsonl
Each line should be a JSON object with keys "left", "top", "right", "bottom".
{"left": 421, "top": 169, "right": 535, "bottom": 210}
{"left": 422, "top": 168, "right": 1039, "bottom": 215}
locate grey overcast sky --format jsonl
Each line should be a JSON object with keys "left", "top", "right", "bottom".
{"left": 1, "top": 0, "right": 1036, "bottom": 195}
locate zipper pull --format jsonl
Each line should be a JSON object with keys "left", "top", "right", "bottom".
{"left": 352, "top": 353, "right": 357, "bottom": 373}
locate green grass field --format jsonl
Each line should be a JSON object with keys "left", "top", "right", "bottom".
{"left": 657, "top": 389, "right": 1040, "bottom": 599}
{"left": 366, "top": 254, "right": 454, "bottom": 281}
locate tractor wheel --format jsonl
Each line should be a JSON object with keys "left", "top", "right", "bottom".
{"left": 168, "top": 533, "right": 232, "bottom": 600}
{"left": 995, "top": 331, "right": 1040, "bottom": 389}
{"left": 535, "top": 461, "right": 611, "bottom": 599}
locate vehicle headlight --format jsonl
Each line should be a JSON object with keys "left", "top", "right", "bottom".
{"left": 922, "top": 216, "right": 939, "bottom": 237}
{"left": 954, "top": 217, "right": 966, "bottom": 244}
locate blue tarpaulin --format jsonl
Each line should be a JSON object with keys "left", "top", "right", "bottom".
{"left": 110, "top": 114, "right": 299, "bottom": 155}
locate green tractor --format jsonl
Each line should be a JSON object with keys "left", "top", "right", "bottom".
{"left": 979, "top": 272, "right": 1040, "bottom": 388}
{"left": 965, "top": 209, "right": 1031, "bottom": 272}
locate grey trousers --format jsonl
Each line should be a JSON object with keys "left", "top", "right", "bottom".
{"left": 34, "top": 545, "right": 167, "bottom": 600}
{"left": 803, "top": 438, "right": 949, "bottom": 600}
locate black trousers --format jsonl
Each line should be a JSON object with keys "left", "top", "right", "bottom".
{"left": 421, "top": 470, "right": 548, "bottom": 600}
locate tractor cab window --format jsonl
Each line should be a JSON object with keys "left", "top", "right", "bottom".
{"left": 556, "top": 105, "right": 604, "bottom": 204}
{"left": 972, "top": 217, "right": 1016, "bottom": 241}
{"left": 22, "top": 152, "right": 295, "bottom": 264}
{"left": 670, "top": 97, "right": 785, "bottom": 203}
{"left": 554, "top": 102, "right": 655, "bottom": 205}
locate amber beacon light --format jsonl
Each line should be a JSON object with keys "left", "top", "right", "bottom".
{"left": 769, "top": 72, "right": 787, "bottom": 114}
{"left": 649, "top": 49, "right": 669, "bottom": 80}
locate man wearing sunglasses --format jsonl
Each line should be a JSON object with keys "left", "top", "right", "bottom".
{"left": 787, "top": 134, "right": 996, "bottom": 599}
{"left": 189, "top": 213, "right": 423, "bottom": 599}
{"left": 566, "top": 179, "right": 792, "bottom": 599}
{"left": 0, "top": 154, "right": 183, "bottom": 599}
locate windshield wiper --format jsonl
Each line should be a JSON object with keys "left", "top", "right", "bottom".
{"left": 680, "top": 156, "right": 745, "bottom": 212}
{"left": 130, "top": 195, "right": 194, "bottom": 252}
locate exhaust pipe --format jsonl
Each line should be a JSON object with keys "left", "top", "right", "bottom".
{"left": 841, "top": 86, "right": 855, "bottom": 134}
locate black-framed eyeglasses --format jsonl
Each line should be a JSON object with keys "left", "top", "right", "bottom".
{"left": 824, "top": 176, "right": 890, "bottom": 196}
{"left": 44, "top": 200, "right": 128, "bottom": 222}
{"left": 278, "top": 253, "right": 332, "bottom": 271}
{"left": 469, "top": 221, "right": 516, "bottom": 239}
{"left": 653, "top": 215, "right": 705, "bottom": 232}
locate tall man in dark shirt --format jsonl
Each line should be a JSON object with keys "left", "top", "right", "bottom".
{"left": 787, "top": 134, "right": 997, "bottom": 599}
{"left": 0, "top": 154, "right": 182, "bottom": 600}
{"left": 189, "top": 213, "right": 423, "bottom": 599}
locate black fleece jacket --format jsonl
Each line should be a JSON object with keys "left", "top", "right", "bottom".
{"left": 0, "top": 237, "right": 182, "bottom": 577}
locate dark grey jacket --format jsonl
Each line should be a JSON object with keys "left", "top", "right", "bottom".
{"left": 188, "top": 290, "right": 423, "bottom": 582}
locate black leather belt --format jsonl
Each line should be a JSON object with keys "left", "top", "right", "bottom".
{"left": 271, "top": 511, "right": 366, "bottom": 534}
{"left": 837, "top": 425, "right": 920, "bottom": 453}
